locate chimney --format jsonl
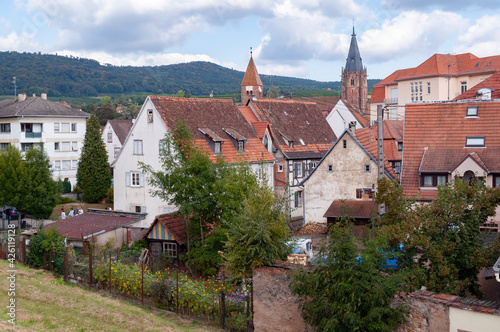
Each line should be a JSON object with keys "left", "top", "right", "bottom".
{"left": 41, "top": 93, "right": 47, "bottom": 100}
{"left": 18, "top": 93, "right": 26, "bottom": 102}
{"left": 349, "top": 121, "right": 357, "bottom": 136}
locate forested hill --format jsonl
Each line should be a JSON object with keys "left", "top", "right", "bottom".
{"left": 0, "top": 51, "right": 380, "bottom": 97}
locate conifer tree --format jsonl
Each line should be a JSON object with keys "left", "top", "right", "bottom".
{"left": 77, "top": 113, "right": 111, "bottom": 202}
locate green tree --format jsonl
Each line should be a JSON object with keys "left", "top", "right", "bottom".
{"left": 224, "top": 175, "right": 291, "bottom": 278}
{"left": 376, "top": 177, "right": 500, "bottom": 297}
{"left": 24, "top": 146, "right": 60, "bottom": 219}
{"left": 174, "top": 90, "right": 185, "bottom": 98}
{"left": 0, "top": 146, "right": 28, "bottom": 210}
{"left": 27, "top": 226, "right": 65, "bottom": 274}
{"left": 290, "top": 220, "right": 406, "bottom": 332}
{"left": 141, "top": 120, "right": 259, "bottom": 275}
{"left": 77, "top": 113, "right": 111, "bottom": 202}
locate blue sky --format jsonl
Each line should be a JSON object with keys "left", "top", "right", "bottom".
{"left": 1, "top": 0, "right": 500, "bottom": 82}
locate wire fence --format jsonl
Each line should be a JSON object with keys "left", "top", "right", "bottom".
{"left": 6, "top": 240, "right": 252, "bottom": 331}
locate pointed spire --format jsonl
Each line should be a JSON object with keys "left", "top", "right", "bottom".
{"left": 352, "top": 19, "right": 355, "bottom": 36}
{"left": 241, "top": 51, "right": 263, "bottom": 87}
{"left": 345, "top": 25, "right": 363, "bottom": 72}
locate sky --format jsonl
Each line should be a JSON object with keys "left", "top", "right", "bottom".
{"left": 1, "top": 0, "right": 500, "bottom": 82}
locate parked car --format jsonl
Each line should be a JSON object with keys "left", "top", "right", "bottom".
{"left": 1, "top": 206, "right": 25, "bottom": 220}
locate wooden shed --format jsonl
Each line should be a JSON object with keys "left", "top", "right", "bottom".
{"left": 142, "top": 212, "right": 187, "bottom": 259}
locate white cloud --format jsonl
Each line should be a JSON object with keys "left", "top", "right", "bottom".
{"left": 360, "top": 10, "right": 468, "bottom": 63}
{"left": 454, "top": 14, "right": 500, "bottom": 56}
{"left": 0, "top": 31, "right": 46, "bottom": 52}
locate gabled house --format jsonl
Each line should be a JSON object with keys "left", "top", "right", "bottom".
{"left": 113, "top": 96, "right": 275, "bottom": 226}
{"left": 239, "top": 98, "right": 337, "bottom": 221}
{"left": 0, "top": 93, "right": 89, "bottom": 187}
{"left": 402, "top": 100, "right": 500, "bottom": 229}
{"left": 300, "top": 128, "right": 396, "bottom": 226}
{"left": 368, "top": 53, "right": 500, "bottom": 123}
{"left": 141, "top": 212, "right": 187, "bottom": 260}
{"left": 102, "top": 119, "right": 133, "bottom": 165}
{"left": 326, "top": 99, "right": 369, "bottom": 138}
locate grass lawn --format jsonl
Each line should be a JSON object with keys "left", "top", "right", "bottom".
{"left": 49, "top": 202, "right": 111, "bottom": 221}
{"left": 0, "top": 260, "right": 217, "bottom": 331}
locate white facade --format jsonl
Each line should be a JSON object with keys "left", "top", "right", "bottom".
{"left": 326, "top": 100, "right": 364, "bottom": 137}
{"left": 0, "top": 101, "right": 88, "bottom": 188}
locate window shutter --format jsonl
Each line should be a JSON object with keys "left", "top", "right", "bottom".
{"left": 129, "top": 206, "right": 135, "bottom": 212}
{"left": 294, "top": 163, "right": 298, "bottom": 177}
{"left": 141, "top": 206, "right": 147, "bottom": 213}
{"left": 125, "top": 172, "right": 131, "bottom": 187}
{"left": 294, "top": 192, "right": 298, "bottom": 207}
{"left": 356, "top": 188, "right": 362, "bottom": 199}
{"left": 139, "top": 172, "right": 145, "bottom": 187}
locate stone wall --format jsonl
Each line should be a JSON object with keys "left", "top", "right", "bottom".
{"left": 394, "top": 291, "right": 449, "bottom": 332}
{"left": 252, "top": 263, "right": 312, "bottom": 332}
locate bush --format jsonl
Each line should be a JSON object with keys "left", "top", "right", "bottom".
{"left": 62, "top": 179, "right": 72, "bottom": 193}
{"left": 56, "top": 196, "right": 74, "bottom": 204}
{"left": 27, "top": 226, "right": 65, "bottom": 275}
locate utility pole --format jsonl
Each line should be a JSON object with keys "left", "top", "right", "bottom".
{"left": 377, "top": 104, "right": 385, "bottom": 216}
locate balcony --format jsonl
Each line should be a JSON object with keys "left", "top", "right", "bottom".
{"left": 384, "top": 98, "right": 398, "bottom": 105}
{"left": 25, "top": 132, "right": 42, "bottom": 138}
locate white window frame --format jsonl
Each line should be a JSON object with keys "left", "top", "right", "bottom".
{"left": 72, "top": 160, "right": 79, "bottom": 170}
{"left": 295, "top": 162, "right": 303, "bottom": 177}
{"left": 72, "top": 141, "right": 78, "bottom": 151}
{"left": 54, "top": 123, "right": 60, "bottom": 133}
{"left": 295, "top": 191, "right": 302, "bottom": 208}
{"left": 54, "top": 142, "right": 60, "bottom": 151}
{"left": 107, "top": 131, "right": 113, "bottom": 143}
{"left": 0, "top": 123, "right": 11, "bottom": 133}
{"left": 214, "top": 142, "right": 221, "bottom": 154}
{"left": 163, "top": 242, "right": 178, "bottom": 258}
{"left": 238, "top": 140, "right": 245, "bottom": 152}
{"left": 61, "top": 123, "right": 70, "bottom": 133}
{"left": 466, "top": 136, "right": 485, "bottom": 147}
{"left": 133, "top": 140, "right": 143, "bottom": 155}
{"left": 71, "top": 123, "right": 77, "bottom": 132}
{"left": 54, "top": 160, "right": 61, "bottom": 170}
{"left": 114, "top": 147, "right": 121, "bottom": 158}
{"left": 278, "top": 164, "right": 284, "bottom": 173}
{"left": 466, "top": 106, "right": 478, "bottom": 117}
{"left": 364, "top": 164, "right": 371, "bottom": 173}
{"left": 62, "top": 160, "right": 71, "bottom": 170}
{"left": 131, "top": 172, "right": 140, "bottom": 186}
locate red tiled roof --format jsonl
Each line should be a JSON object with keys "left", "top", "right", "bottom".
{"left": 368, "top": 86, "right": 385, "bottom": 103}
{"left": 241, "top": 57, "right": 263, "bottom": 87}
{"left": 454, "top": 71, "right": 500, "bottom": 100}
{"left": 252, "top": 121, "right": 269, "bottom": 139}
{"left": 294, "top": 96, "right": 341, "bottom": 114}
{"left": 402, "top": 101, "right": 500, "bottom": 199}
{"left": 373, "top": 68, "right": 413, "bottom": 87}
{"left": 343, "top": 100, "right": 370, "bottom": 127}
{"left": 238, "top": 106, "right": 258, "bottom": 123}
{"left": 47, "top": 211, "right": 144, "bottom": 240}
{"left": 142, "top": 212, "right": 187, "bottom": 245}
{"left": 250, "top": 99, "right": 336, "bottom": 158}
{"left": 149, "top": 96, "right": 275, "bottom": 163}
{"left": 324, "top": 200, "right": 375, "bottom": 219}
{"left": 109, "top": 119, "right": 133, "bottom": 145}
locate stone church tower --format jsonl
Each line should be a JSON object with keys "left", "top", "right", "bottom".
{"left": 341, "top": 27, "right": 368, "bottom": 114}
{"left": 241, "top": 51, "right": 263, "bottom": 105}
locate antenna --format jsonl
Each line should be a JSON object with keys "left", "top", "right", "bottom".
{"left": 250, "top": 47, "right": 253, "bottom": 58}
{"left": 12, "top": 77, "right": 17, "bottom": 99}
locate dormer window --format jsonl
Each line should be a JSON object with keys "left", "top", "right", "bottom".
{"left": 466, "top": 136, "right": 485, "bottom": 147}
{"left": 238, "top": 140, "right": 245, "bottom": 153}
{"left": 466, "top": 106, "right": 478, "bottom": 117}
{"left": 214, "top": 142, "right": 221, "bottom": 154}
{"left": 299, "top": 138, "right": 305, "bottom": 146}
{"left": 397, "top": 142, "right": 403, "bottom": 151}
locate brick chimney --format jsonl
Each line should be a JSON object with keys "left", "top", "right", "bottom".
{"left": 18, "top": 93, "right": 26, "bottom": 102}
{"left": 41, "top": 93, "right": 47, "bottom": 100}
{"left": 349, "top": 121, "right": 357, "bottom": 136}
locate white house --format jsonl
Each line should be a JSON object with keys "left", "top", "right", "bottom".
{"left": 113, "top": 96, "right": 275, "bottom": 226}
{"left": 326, "top": 99, "right": 365, "bottom": 138}
{"left": 102, "top": 119, "right": 133, "bottom": 165}
{"left": 0, "top": 93, "right": 89, "bottom": 187}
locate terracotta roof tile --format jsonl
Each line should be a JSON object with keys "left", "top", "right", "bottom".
{"left": 368, "top": 86, "right": 386, "bottom": 103}
{"left": 108, "top": 119, "right": 133, "bottom": 145}
{"left": 150, "top": 96, "right": 274, "bottom": 163}
{"left": 402, "top": 101, "right": 500, "bottom": 199}
{"left": 294, "top": 96, "right": 341, "bottom": 114}
{"left": 324, "top": 200, "right": 375, "bottom": 219}
{"left": 250, "top": 99, "right": 336, "bottom": 158}
{"left": 238, "top": 106, "right": 259, "bottom": 123}
{"left": 343, "top": 100, "right": 370, "bottom": 127}
{"left": 142, "top": 212, "right": 187, "bottom": 245}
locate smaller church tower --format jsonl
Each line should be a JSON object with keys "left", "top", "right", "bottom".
{"left": 241, "top": 49, "right": 263, "bottom": 105}
{"left": 341, "top": 26, "right": 368, "bottom": 114}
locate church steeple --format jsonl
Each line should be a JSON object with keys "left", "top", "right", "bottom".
{"left": 241, "top": 48, "right": 263, "bottom": 105}
{"left": 345, "top": 26, "right": 363, "bottom": 73}
{"left": 341, "top": 25, "right": 368, "bottom": 114}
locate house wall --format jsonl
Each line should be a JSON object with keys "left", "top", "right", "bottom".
{"left": 113, "top": 99, "right": 177, "bottom": 227}
{"left": 326, "top": 100, "right": 363, "bottom": 137}
{"left": 452, "top": 158, "right": 487, "bottom": 178}
{"left": 95, "top": 228, "right": 128, "bottom": 249}
{"left": 393, "top": 293, "right": 449, "bottom": 332}
{"left": 0, "top": 116, "right": 87, "bottom": 188}
{"left": 449, "top": 306, "right": 500, "bottom": 331}
{"left": 102, "top": 122, "right": 123, "bottom": 165}
{"left": 253, "top": 265, "right": 312, "bottom": 332}
{"left": 303, "top": 133, "right": 379, "bottom": 224}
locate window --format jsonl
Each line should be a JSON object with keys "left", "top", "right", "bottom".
{"left": 54, "top": 123, "right": 60, "bottom": 132}
{"left": 61, "top": 142, "right": 71, "bottom": 151}
{"left": 214, "top": 142, "right": 221, "bottom": 154}
{"left": 71, "top": 123, "right": 77, "bottom": 132}
{"left": 328, "top": 164, "right": 333, "bottom": 172}
{"left": 54, "top": 142, "right": 60, "bottom": 151}
{"left": 395, "top": 162, "right": 401, "bottom": 174}
{"left": 61, "top": 123, "right": 70, "bottom": 132}
{"left": 427, "top": 82, "right": 431, "bottom": 94}
{"left": 294, "top": 162, "right": 303, "bottom": 177}
{"left": 364, "top": 164, "right": 371, "bottom": 173}
{"left": 21, "top": 123, "right": 32, "bottom": 132}
{"left": 107, "top": 131, "right": 113, "bottom": 143}
{"left": 0, "top": 143, "right": 8, "bottom": 150}
{"left": 263, "top": 135, "right": 269, "bottom": 150}
{"left": 350, "top": 78, "right": 354, "bottom": 86}
{"left": 278, "top": 164, "right": 284, "bottom": 172}
{"left": 466, "top": 136, "right": 485, "bottom": 147}
{"left": 163, "top": 242, "right": 178, "bottom": 258}
{"left": 466, "top": 106, "right": 478, "bottom": 117}
{"left": 397, "top": 142, "right": 403, "bottom": 151}
{"left": 72, "top": 160, "right": 79, "bottom": 170}
{"left": 54, "top": 161, "right": 61, "bottom": 170}
{"left": 72, "top": 141, "right": 78, "bottom": 151}
{"left": 356, "top": 188, "right": 373, "bottom": 199}
{"left": 343, "top": 139, "right": 347, "bottom": 149}
{"left": 21, "top": 143, "right": 33, "bottom": 152}
{"left": 419, "top": 82, "right": 422, "bottom": 92}
{"left": 114, "top": 147, "right": 120, "bottom": 158}
{"left": 294, "top": 191, "right": 302, "bottom": 207}
{"left": 147, "top": 109, "right": 153, "bottom": 123}
{"left": 421, "top": 174, "right": 448, "bottom": 187}
{"left": 238, "top": 140, "right": 245, "bottom": 153}
{"left": 494, "top": 175, "right": 500, "bottom": 188}
{"left": 133, "top": 140, "right": 143, "bottom": 155}
{"left": 62, "top": 160, "right": 71, "bottom": 170}
{"left": 461, "top": 81, "right": 467, "bottom": 94}
{"left": 131, "top": 172, "right": 141, "bottom": 186}
{"left": 0, "top": 123, "right": 11, "bottom": 133}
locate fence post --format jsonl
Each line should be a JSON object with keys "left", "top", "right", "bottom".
{"left": 64, "top": 247, "right": 69, "bottom": 282}
{"left": 89, "top": 246, "right": 93, "bottom": 289}
{"left": 220, "top": 291, "right": 225, "bottom": 329}
{"left": 141, "top": 260, "right": 144, "bottom": 304}
{"left": 109, "top": 251, "right": 112, "bottom": 292}
{"left": 117, "top": 248, "right": 120, "bottom": 261}
{"left": 50, "top": 250, "right": 54, "bottom": 271}
{"left": 43, "top": 251, "right": 46, "bottom": 269}
{"left": 176, "top": 268, "right": 179, "bottom": 313}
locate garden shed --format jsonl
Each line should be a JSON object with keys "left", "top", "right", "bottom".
{"left": 141, "top": 212, "right": 187, "bottom": 259}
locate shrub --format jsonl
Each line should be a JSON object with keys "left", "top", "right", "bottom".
{"left": 27, "top": 226, "right": 65, "bottom": 275}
